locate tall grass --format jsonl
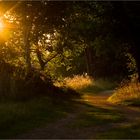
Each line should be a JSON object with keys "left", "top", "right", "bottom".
{"left": 108, "top": 82, "right": 140, "bottom": 105}
{"left": 54, "top": 74, "right": 93, "bottom": 90}
{"left": 64, "top": 75, "right": 93, "bottom": 90}
{"left": 55, "top": 74, "right": 116, "bottom": 93}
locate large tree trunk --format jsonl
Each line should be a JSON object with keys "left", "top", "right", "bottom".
{"left": 23, "top": 2, "right": 32, "bottom": 74}
{"left": 36, "top": 47, "right": 59, "bottom": 71}
{"left": 24, "top": 25, "right": 31, "bottom": 73}
{"left": 36, "top": 48, "right": 46, "bottom": 70}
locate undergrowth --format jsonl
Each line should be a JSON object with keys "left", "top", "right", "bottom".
{"left": 55, "top": 74, "right": 117, "bottom": 93}
{"left": 54, "top": 74, "right": 93, "bottom": 90}
{"left": 0, "top": 97, "right": 78, "bottom": 138}
{"left": 0, "top": 62, "right": 81, "bottom": 138}
{"left": 108, "top": 81, "right": 140, "bottom": 105}
{"left": 0, "top": 62, "right": 80, "bottom": 101}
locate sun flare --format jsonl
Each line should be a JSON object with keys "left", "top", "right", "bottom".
{"left": 0, "top": 20, "right": 4, "bottom": 31}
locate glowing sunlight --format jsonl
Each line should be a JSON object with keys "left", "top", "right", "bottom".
{"left": 0, "top": 18, "right": 12, "bottom": 41}
{"left": 0, "top": 20, "right": 4, "bottom": 31}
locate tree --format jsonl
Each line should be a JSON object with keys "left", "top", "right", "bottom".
{"left": 1, "top": 1, "right": 73, "bottom": 72}
{"left": 0, "top": 1, "right": 137, "bottom": 81}
{"left": 64, "top": 2, "right": 133, "bottom": 79}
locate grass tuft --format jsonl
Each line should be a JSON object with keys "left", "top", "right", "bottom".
{"left": 108, "top": 82, "right": 140, "bottom": 105}
{"left": 63, "top": 75, "right": 93, "bottom": 90}
{"left": 54, "top": 74, "right": 93, "bottom": 90}
{"left": 55, "top": 75, "right": 116, "bottom": 94}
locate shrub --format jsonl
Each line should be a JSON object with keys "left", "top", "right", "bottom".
{"left": 55, "top": 74, "right": 93, "bottom": 90}
{"left": 0, "top": 61, "right": 80, "bottom": 101}
{"left": 108, "top": 82, "right": 140, "bottom": 105}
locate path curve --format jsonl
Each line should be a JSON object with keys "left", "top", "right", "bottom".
{"left": 16, "top": 90, "right": 140, "bottom": 139}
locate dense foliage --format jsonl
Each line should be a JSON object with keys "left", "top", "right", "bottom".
{"left": 0, "top": 1, "right": 139, "bottom": 99}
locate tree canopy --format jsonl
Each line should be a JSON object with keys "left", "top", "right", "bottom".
{"left": 0, "top": 1, "right": 139, "bottom": 83}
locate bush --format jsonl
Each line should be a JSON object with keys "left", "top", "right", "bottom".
{"left": 108, "top": 81, "right": 140, "bottom": 105}
{"left": 0, "top": 61, "right": 80, "bottom": 101}
{"left": 54, "top": 74, "right": 93, "bottom": 90}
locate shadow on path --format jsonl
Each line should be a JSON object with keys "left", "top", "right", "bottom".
{"left": 16, "top": 90, "right": 140, "bottom": 139}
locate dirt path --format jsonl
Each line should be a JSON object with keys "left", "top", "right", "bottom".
{"left": 83, "top": 90, "right": 140, "bottom": 123}
{"left": 16, "top": 90, "right": 140, "bottom": 139}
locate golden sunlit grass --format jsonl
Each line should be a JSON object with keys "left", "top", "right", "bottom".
{"left": 64, "top": 75, "right": 93, "bottom": 90}
{"left": 54, "top": 74, "right": 93, "bottom": 91}
{"left": 108, "top": 82, "right": 140, "bottom": 104}
{"left": 54, "top": 75, "right": 116, "bottom": 94}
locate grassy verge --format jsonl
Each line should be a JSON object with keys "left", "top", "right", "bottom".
{"left": 68, "top": 105, "right": 124, "bottom": 128}
{"left": 54, "top": 75, "right": 93, "bottom": 91}
{"left": 0, "top": 96, "right": 77, "bottom": 138}
{"left": 108, "top": 82, "right": 140, "bottom": 105}
{"left": 80, "top": 78, "right": 116, "bottom": 93}
{"left": 55, "top": 75, "right": 117, "bottom": 94}
{"left": 96, "top": 121, "right": 140, "bottom": 139}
